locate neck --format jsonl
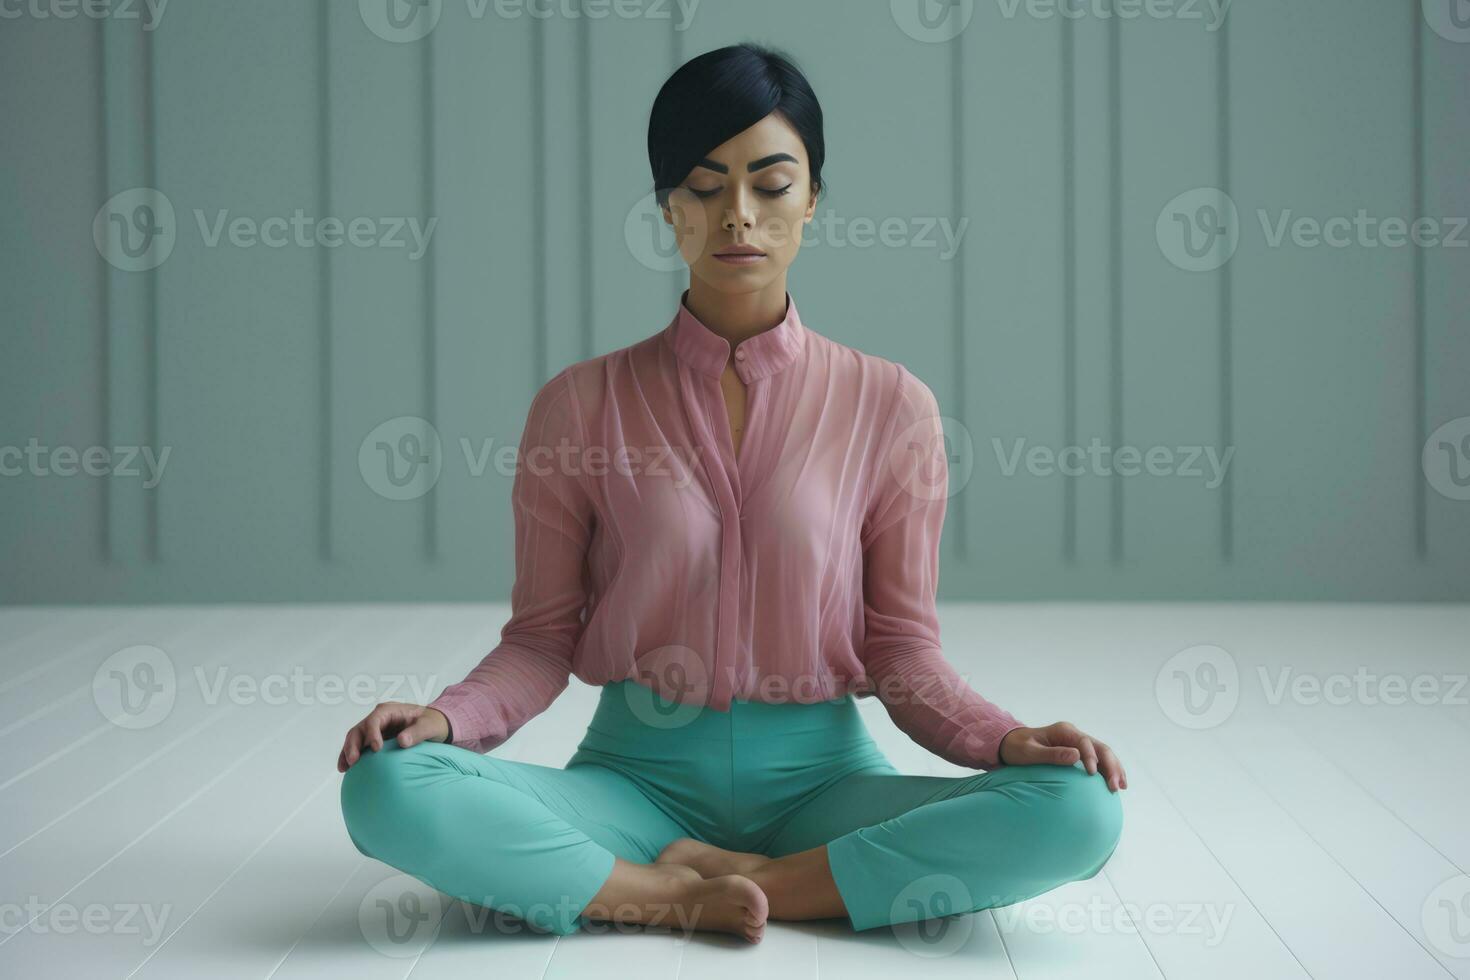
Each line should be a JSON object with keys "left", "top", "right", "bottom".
{"left": 683, "top": 277, "right": 789, "bottom": 348}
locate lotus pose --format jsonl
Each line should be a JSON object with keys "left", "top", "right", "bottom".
{"left": 338, "top": 41, "right": 1126, "bottom": 945}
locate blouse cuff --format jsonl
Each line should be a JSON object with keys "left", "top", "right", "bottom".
{"left": 427, "top": 691, "right": 503, "bottom": 754}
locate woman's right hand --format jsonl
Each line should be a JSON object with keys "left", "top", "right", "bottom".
{"left": 337, "top": 702, "right": 450, "bottom": 773}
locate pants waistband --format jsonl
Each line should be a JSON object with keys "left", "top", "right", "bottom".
{"left": 590, "top": 678, "right": 868, "bottom": 741}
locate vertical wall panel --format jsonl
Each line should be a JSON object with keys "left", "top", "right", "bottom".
{"left": 1117, "top": 8, "right": 1228, "bottom": 590}
{"left": 98, "top": 16, "right": 153, "bottom": 572}
{"left": 431, "top": 1, "right": 539, "bottom": 578}
{"left": 151, "top": 0, "right": 323, "bottom": 598}
{"left": 1422, "top": 7, "right": 1470, "bottom": 585}
{"left": 542, "top": 8, "right": 593, "bottom": 375}
{"left": 586, "top": 3, "right": 687, "bottom": 357}
{"left": 1069, "top": 11, "right": 1120, "bottom": 575}
{"left": 324, "top": 0, "right": 433, "bottom": 591}
{"left": 0, "top": 15, "right": 110, "bottom": 594}
{"left": 1230, "top": 0, "right": 1419, "bottom": 597}
{"left": 962, "top": 4, "right": 1068, "bottom": 597}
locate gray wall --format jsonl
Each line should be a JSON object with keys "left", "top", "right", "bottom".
{"left": 2, "top": 0, "right": 1467, "bottom": 603}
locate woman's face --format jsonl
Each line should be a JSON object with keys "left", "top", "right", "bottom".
{"left": 661, "top": 112, "right": 818, "bottom": 294}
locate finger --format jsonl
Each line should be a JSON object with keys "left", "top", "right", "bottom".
{"left": 1078, "top": 737, "right": 1099, "bottom": 775}
{"left": 1095, "top": 743, "right": 1124, "bottom": 790}
{"left": 370, "top": 704, "right": 411, "bottom": 752}
{"left": 363, "top": 712, "right": 386, "bottom": 753}
{"left": 337, "top": 748, "right": 347, "bottom": 773}
{"left": 397, "top": 716, "right": 432, "bottom": 748}
{"left": 344, "top": 725, "right": 364, "bottom": 768}
{"left": 1051, "top": 745, "right": 1080, "bottom": 765}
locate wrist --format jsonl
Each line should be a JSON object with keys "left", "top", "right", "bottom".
{"left": 998, "top": 725, "right": 1025, "bottom": 765}
{"left": 425, "top": 706, "right": 452, "bottom": 743}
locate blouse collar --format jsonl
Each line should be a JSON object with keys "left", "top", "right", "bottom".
{"left": 666, "top": 289, "right": 807, "bottom": 382}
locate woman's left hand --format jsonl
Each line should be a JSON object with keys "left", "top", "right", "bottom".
{"left": 999, "top": 722, "right": 1128, "bottom": 792}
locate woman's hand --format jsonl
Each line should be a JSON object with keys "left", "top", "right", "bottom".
{"left": 998, "top": 722, "right": 1128, "bottom": 792}
{"left": 337, "top": 702, "right": 450, "bottom": 773}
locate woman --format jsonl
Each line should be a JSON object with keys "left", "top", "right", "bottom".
{"left": 338, "top": 41, "right": 1126, "bottom": 945}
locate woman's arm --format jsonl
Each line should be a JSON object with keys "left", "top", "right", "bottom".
{"left": 859, "top": 364, "right": 1025, "bottom": 771}
{"left": 428, "top": 367, "right": 596, "bottom": 754}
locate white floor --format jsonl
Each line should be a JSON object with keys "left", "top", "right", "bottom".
{"left": 0, "top": 602, "right": 1466, "bottom": 979}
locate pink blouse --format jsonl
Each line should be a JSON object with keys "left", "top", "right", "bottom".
{"left": 428, "top": 291, "right": 1026, "bottom": 769}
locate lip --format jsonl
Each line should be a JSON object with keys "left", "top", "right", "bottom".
{"left": 713, "top": 245, "right": 766, "bottom": 265}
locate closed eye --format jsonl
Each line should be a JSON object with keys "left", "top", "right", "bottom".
{"left": 688, "top": 184, "right": 793, "bottom": 200}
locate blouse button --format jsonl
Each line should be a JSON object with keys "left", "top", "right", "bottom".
{"left": 734, "top": 349, "right": 746, "bottom": 360}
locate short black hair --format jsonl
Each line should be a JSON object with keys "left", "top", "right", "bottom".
{"left": 648, "top": 42, "right": 826, "bottom": 209}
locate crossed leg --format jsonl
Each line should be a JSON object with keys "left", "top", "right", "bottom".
{"left": 661, "top": 761, "right": 1124, "bottom": 932}
{"left": 339, "top": 739, "right": 767, "bottom": 940}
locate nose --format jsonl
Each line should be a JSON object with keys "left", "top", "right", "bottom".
{"left": 723, "top": 186, "right": 757, "bottom": 232}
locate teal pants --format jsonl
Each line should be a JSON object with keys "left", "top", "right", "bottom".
{"left": 340, "top": 680, "right": 1123, "bottom": 935}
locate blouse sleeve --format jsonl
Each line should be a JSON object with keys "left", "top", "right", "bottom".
{"left": 427, "top": 368, "right": 595, "bottom": 753}
{"left": 859, "top": 364, "right": 1026, "bottom": 770}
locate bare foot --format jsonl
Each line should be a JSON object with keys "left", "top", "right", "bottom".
{"left": 655, "top": 837, "right": 769, "bottom": 878}
{"left": 677, "top": 874, "right": 769, "bottom": 943}
{"left": 581, "top": 859, "right": 767, "bottom": 943}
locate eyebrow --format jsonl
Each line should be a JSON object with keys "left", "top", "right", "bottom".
{"left": 694, "top": 152, "right": 799, "bottom": 175}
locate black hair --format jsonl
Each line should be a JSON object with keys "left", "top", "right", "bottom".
{"left": 647, "top": 42, "right": 826, "bottom": 209}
